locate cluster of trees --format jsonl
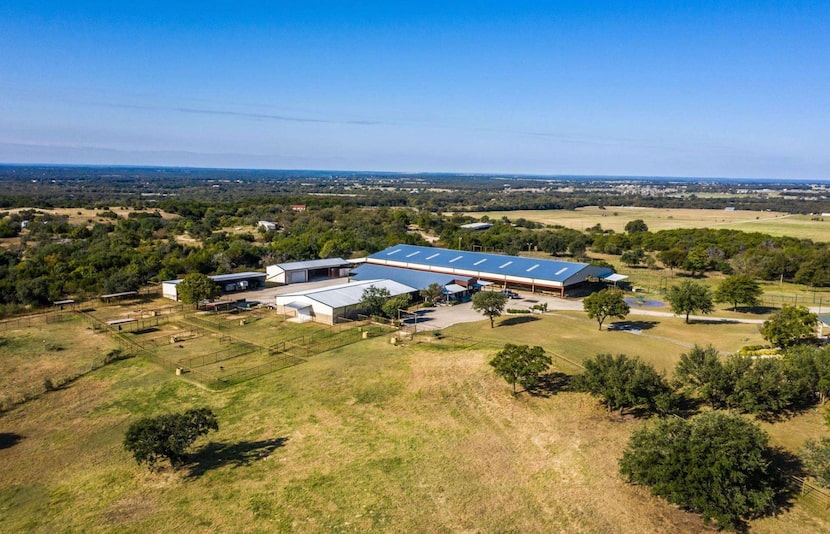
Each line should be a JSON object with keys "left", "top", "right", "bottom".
{"left": 572, "top": 345, "right": 830, "bottom": 529}
{"left": 593, "top": 225, "right": 829, "bottom": 286}
{"left": 574, "top": 344, "right": 830, "bottom": 420}
{"left": 0, "top": 204, "right": 429, "bottom": 314}
{"left": 675, "top": 344, "right": 830, "bottom": 417}
{"left": 572, "top": 354, "right": 676, "bottom": 415}
{"left": 620, "top": 411, "right": 779, "bottom": 530}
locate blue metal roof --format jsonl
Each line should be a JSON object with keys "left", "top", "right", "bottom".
{"left": 367, "top": 244, "right": 613, "bottom": 286}
{"left": 351, "top": 263, "right": 456, "bottom": 290}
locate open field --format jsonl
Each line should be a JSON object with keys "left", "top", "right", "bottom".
{"left": 4, "top": 207, "right": 178, "bottom": 225}
{"left": 0, "top": 315, "right": 119, "bottom": 406}
{"left": 444, "top": 311, "right": 766, "bottom": 374}
{"left": 466, "top": 207, "right": 830, "bottom": 242}
{"left": 1, "top": 315, "right": 829, "bottom": 533}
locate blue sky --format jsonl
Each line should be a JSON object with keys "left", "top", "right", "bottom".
{"left": 1, "top": 1, "right": 828, "bottom": 179}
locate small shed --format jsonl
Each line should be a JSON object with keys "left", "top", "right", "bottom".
{"left": 266, "top": 258, "right": 350, "bottom": 284}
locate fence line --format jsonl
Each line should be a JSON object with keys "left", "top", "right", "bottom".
{"left": 792, "top": 475, "right": 830, "bottom": 511}
{"left": 176, "top": 342, "right": 258, "bottom": 369}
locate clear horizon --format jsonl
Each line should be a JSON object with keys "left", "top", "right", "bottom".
{"left": 1, "top": 2, "right": 829, "bottom": 180}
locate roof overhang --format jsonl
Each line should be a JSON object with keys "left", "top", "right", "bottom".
{"left": 603, "top": 273, "right": 629, "bottom": 283}
{"left": 443, "top": 284, "right": 467, "bottom": 295}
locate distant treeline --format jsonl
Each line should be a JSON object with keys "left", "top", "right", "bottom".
{"left": 0, "top": 165, "right": 827, "bottom": 214}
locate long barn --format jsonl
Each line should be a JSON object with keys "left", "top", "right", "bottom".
{"left": 365, "top": 244, "right": 617, "bottom": 297}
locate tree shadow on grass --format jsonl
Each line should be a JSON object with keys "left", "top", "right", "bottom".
{"left": 766, "top": 446, "right": 804, "bottom": 519}
{"left": 528, "top": 372, "right": 570, "bottom": 397}
{"left": 0, "top": 433, "right": 23, "bottom": 450}
{"left": 688, "top": 318, "right": 739, "bottom": 325}
{"left": 736, "top": 305, "right": 779, "bottom": 314}
{"left": 499, "top": 316, "right": 541, "bottom": 327}
{"left": 186, "top": 437, "right": 289, "bottom": 478}
{"left": 608, "top": 320, "right": 659, "bottom": 331}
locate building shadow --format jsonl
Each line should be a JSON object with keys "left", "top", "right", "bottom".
{"left": 499, "top": 316, "right": 541, "bottom": 327}
{"left": 0, "top": 433, "right": 23, "bottom": 450}
{"left": 186, "top": 437, "right": 289, "bottom": 478}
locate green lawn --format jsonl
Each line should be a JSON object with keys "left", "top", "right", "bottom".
{"left": 443, "top": 311, "right": 766, "bottom": 374}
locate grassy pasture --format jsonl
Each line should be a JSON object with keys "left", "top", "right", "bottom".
{"left": 1, "top": 320, "right": 828, "bottom": 532}
{"left": 0, "top": 316, "right": 118, "bottom": 406}
{"left": 444, "top": 311, "right": 766, "bottom": 374}
{"left": 466, "top": 207, "right": 830, "bottom": 242}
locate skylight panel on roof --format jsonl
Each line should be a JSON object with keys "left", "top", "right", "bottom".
{"left": 426, "top": 253, "right": 440, "bottom": 260}
{"left": 387, "top": 248, "right": 402, "bottom": 256}
{"left": 526, "top": 264, "right": 539, "bottom": 272}
{"left": 555, "top": 267, "right": 569, "bottom": 275}
{"left": 449, "top": 256, "right": 463, "bottom": 263}
{"left": 498, "top": 261, "right": 513, "bottom": 269}
{"left": 406, "top": 251, "right": 420, "bottom": 258}
{"left": 473, "top": 259, "right": 487, "bottom": 266}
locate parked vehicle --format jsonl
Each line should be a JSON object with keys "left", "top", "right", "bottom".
{"left": 500, "top": 289, "right": 521, "bottom": 299}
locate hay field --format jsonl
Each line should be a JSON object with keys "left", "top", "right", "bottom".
{"left": 465, "top": 207, "right": 830, "bottom": 241}
{"left": 2, "top": 312, "right": 828, "bottom": 532}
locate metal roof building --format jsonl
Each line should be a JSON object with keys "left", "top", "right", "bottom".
{"left": 266, "top": 257, "right": 351, "bottom": 284}
{"left": 366, "top": 244, "right": 614, "bottom": 296}
{"left": 162, "top": 272, "right": 266, "bottom": 301}
{"left": 350, "top": 263, "right": 458, "bottom": 290}
{"left": 275, "top": 279, "right": 417, "bottom": 324}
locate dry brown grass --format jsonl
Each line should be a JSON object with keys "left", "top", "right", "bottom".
{"left": 5, "top": 206, "right": 177, "bottom": 225}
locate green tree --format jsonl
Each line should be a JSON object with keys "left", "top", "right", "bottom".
{"left": 761, "top": 305, "right": 819, "bottom": 348}
{"left": 382, "top": 293, "right": 412, "bottom": 320}
{"left": 123, "top": 408, "right": 218, "bottom": 469}
{"left": 674, "top": 344, "right": 729, "bottom": 408}
{"left": 574, "top": 353, "right": 675, "bottom": 415}
{"left": 359, "top": 285, "right": 391, "bottom": 317}
{"left": 665, "top": 279, "right": 714, "bottom": 323}
{"left": 729, "top": 357, "right": 789, "bottom": 416}
{"left": 714, "top": 274, "right": 763, "bottom": 311}
{"left": 619, "top": 411, "right": 777, "bottom": 530}
{"left": 620, "top": 248, "right": 644, "bottom": 267}
{"left": 657, "top": 247, "right": 686, "bottom": 273}
{"left": 419, "top": 282, "right": 444, "bottom": 305}
{"left": 489, "top": 344, "right": 551, "bottom": 394}
{"left": 683, "top": 246, "right": 709, "bottom": 276}
{"left": 624, "top": 219, "right": 648, "bottom": 233}
{"left": 472, "top": 291, "right": 508, "bottom": 328}
{"left": 176, "top": 273, "right": 220, "bottom": 304}
{"left": 583, "top": 288, "right": 630, "bottom": 330}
